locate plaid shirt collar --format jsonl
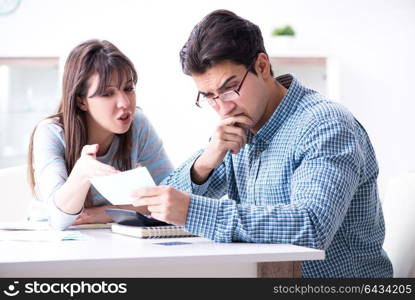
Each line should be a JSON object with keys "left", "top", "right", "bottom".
{"left": 248, "top": 74, "right": 304, "bottom": 145}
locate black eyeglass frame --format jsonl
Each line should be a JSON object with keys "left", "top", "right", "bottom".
{"left": 195, "top": 56, "right": 258, "bottom": 108}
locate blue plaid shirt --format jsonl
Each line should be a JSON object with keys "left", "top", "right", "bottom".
{"left": 162, "top": 74, "right": 393, "bottom": 277}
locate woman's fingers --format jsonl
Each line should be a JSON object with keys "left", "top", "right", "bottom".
{"left": 81, "top": 144, "right": 99, "bottom": 156}
{"left": 89, "top": 160, "right": 119, "bottom": 176}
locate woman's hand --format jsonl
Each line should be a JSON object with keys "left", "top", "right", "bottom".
{"left": 72, "top": 204, "right": 151, "bottom": 225}
{"left": 54, "top": 144, "right": 119, "bottom": 215}
{"left": 72, "top": 205, "right": 113, "bottom": 225}
{"left": 72, "top": 144, "right": 119, "bottom": 183}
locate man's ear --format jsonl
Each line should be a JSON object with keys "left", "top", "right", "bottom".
{"left": 77, "top": 96, "right": 88, "bottom": 111}
{"left": 256, "top": 53, "right": 272, "bottom": 80}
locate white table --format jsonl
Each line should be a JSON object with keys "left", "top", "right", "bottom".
{"left": 0, "top": 229, "right": 324, "bottom": 277}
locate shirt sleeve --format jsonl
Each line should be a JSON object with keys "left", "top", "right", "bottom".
{"left": 183, "top": 119, "right": 363, "bottom": 248}
{"left": 160, "top": 149, "right": 228, "bottom": 199}
{"left": 134, "top": 110, "right": 174, "bottom": 184}
{"left": 32, "top": 120, "right": 81, "bottom": 230}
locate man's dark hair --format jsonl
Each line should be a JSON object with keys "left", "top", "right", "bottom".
{"left": 180, "top": 9, "right": 273, "bottom": 76}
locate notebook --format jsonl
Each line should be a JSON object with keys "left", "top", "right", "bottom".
{"left": 111, "top": 223, "right": 195, "bottom": 239}
{"left": 68, "top": 223, "right": 112, "bottom": 230}
{"left": 105, "top": 208, "right": 196, "bottom": 239}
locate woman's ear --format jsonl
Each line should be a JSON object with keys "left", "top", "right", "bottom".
{"left": 77, "top": 96, "right": 88, "bottom": 111}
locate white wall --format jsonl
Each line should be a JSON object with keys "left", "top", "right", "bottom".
{"left": 1, "top": 0, "right": 414, "bottom": 197}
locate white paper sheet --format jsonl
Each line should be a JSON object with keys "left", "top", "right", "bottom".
{"left": 0, "top": 222, "right": 112, "bottom": 231}
{"left": 89, "top": 167, "right": 155, "bottom": 205}
{"left": 0, "top": 230, "right": 89, "bottom": 242}
{"left": 0, "top": 221, "right": 51, "bottom": 231}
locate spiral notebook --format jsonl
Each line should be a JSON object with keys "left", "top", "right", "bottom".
{"left": 111, "top": 223, "right": 196, "bottom": 239}
{"left": 105, "top": 208, "right": 196, "bottom": 239}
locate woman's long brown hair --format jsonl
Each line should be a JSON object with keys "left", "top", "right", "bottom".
{"left": 27, "top": 39, "right": 138, "bottom": 207}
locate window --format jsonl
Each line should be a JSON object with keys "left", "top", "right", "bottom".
{"left": 269, "top": 56, "right": 339, "bottom": 100}
{"left": 0, "top": 58, "right": 59, "bottom": 168}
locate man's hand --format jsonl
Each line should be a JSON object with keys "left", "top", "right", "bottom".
{"left": 131, "top": 186, "right": 190, "bottom": 226}
{"left": 192, "top": 115, "right": 253, "bottom": 183}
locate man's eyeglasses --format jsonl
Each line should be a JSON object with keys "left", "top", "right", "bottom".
{"left": 195, "top": 58, "right": 256, "bottom": 108}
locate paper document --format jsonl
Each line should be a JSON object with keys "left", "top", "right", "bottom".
{"left": 0, "top": 221, "right": 51, "bottom": 231}
{"left": 0, "top": 230, "right": 90, "bottom": 242}
{"left": 0, "top": 222, "right": 92, "bottom": 241}
{"left": 90, "top": 167, "right": 155, "bottom": 205}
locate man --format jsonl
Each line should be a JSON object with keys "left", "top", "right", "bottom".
{"left": 132, "top": 9, "right": 393, "bottom": 277}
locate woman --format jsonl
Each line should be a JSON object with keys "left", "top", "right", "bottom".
{"left": 27, "top": 39, "right": 173, "bottom": 230}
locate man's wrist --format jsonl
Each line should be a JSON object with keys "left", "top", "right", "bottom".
{"left": 191, "top": 156, "right": 214, "bottom": 185}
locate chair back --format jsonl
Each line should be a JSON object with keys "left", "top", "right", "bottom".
{"left": 383, "top": 173, "right": 415, "bottom": 277}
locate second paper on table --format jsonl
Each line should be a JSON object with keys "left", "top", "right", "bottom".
{"left": 89, "top": 167, "right": 155, "bottom": 205}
